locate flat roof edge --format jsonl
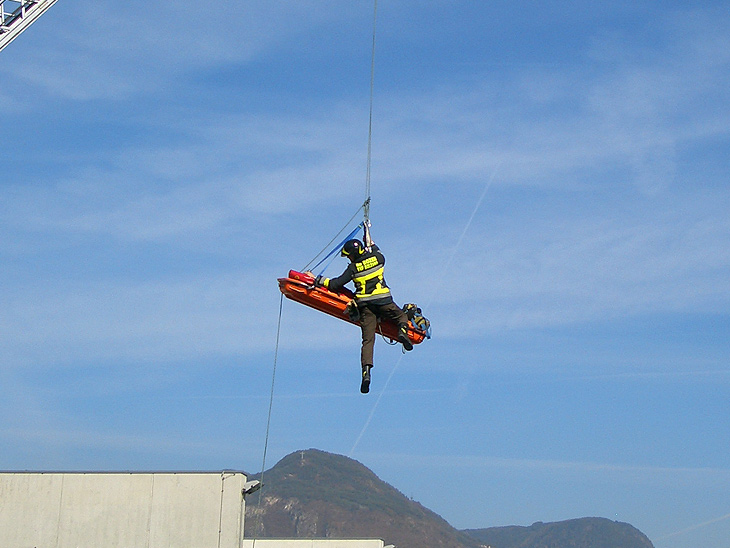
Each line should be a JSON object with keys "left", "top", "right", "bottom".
{"left": 0, "top": 470, "right": 248, "bottom": 475}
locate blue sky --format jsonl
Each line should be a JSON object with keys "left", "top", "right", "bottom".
{"left": 2, "top": 1, "right": 729, "bottom": 547}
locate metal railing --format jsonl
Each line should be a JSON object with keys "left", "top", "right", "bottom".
{"left": 0, "top": 0, "right": 57, "bottom": 52}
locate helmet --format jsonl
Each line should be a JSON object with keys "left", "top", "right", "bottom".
{"left": 341, "top": 239, "right": 364, "bottom": 258}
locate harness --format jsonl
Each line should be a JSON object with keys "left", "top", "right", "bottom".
{"left": 352, "top": 251, "right": 391, "bottom": 302}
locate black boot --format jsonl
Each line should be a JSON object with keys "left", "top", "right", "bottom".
{"left": 398, "top": 323, "right": 413, "bottom": 351}
{"left": 360, "top": 365, "right": 372, "bottom": 394}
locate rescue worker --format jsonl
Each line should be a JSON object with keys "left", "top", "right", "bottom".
{"left": 315, "top": 238, "right": 412, "bottom": 394}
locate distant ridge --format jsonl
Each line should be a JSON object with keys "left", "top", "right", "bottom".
{"left": 463, "top": 517, "right": 655, "bottom": 548}
{"left": 245, "top": 448, "right": 483, "bottom": 548}
{"left": 245, "top": 449, "right": 654, "bottom": 548}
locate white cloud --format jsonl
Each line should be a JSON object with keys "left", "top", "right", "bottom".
{"left": 415, "top": 195, "right": 730, "bottom": 335}
{"left": 2, "top": 3, "right": 729, "bottom": 368}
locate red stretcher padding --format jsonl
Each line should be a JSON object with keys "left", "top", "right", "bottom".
{"left": 277, "top": 270, "right": 427, "bottom": 345}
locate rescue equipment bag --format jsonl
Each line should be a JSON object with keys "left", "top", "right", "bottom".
{"left": 402, "top": 303, "right": 431, "bottom": 339}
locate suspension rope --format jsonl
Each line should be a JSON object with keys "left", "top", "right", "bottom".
{"left": 252, "top": 293, "right": 285, "bottom": 543}
{"left": 363, "top": 0, "right": 378, "bottom": 224}
{"left": 302, "top": 0, "right": 378, "bottom": 275}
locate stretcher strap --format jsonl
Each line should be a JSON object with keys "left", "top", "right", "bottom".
{"left": 310, "top": 223, "right": 363, "bottom": 276}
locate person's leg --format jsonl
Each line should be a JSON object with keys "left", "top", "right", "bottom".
{"left": 359, "top": 305, "right": 377, "bottom": 367}
{"left": 379, "top": 302, "right": 413, "bottom": 351}
{"left": 359, "top": 305, "right": 377, "bottom": 393}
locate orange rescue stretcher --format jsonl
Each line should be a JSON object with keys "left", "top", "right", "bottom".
{"left": 277, "top": 270, "right": 428, "bottom": 346}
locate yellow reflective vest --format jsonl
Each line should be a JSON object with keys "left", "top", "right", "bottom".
{"left": 324, "top": 245, "right": 392, "bottom": 303}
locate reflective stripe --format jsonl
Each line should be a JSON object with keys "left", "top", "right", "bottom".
{"left": 354, "top": 266, "right": 384, "bottom": 284}
{"left": 355, "top": 264, "right": 382, "bottom": 278}
{"left": 357, "top": 291, "right": 390, "bottom": 302}
{"left": 341, "top": 251, "right": 391, "bottom": 301}
{"left": 353, "top": 265, "right": 390, "bottom": 300}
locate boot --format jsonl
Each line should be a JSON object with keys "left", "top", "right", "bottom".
{"left": 398, "top": 323, "right": 413, "bottom": 352}
{"left": 360, "top": 364, "right": 372, "bottom": 394}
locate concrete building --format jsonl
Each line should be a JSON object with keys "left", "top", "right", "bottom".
{"left": 0, "top": 471, "right": 391, "bottom": 548}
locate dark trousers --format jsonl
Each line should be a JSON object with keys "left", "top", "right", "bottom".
{"left": 358, "top": 301, "right": 408, "bottom": 367}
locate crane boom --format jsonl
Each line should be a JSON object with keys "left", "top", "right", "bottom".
{"left": 0, "top": 0, "right": 57, "bottom": 53}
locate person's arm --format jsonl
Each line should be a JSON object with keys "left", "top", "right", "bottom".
{"left": 318, "top": 265, "right": 354, "bottom": 292}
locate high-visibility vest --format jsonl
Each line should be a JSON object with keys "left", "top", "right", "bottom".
{"left": 352, "top": 252, "right": 391, "bottom": 302}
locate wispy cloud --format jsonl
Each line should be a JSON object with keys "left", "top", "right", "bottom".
{"left": 2, "top": 4, "right": 728, "bottom": 362}
{"left": 366, "top": 451, "right": 730, "bottom": 485}
{"left": 370, "top": 12, "right": 730, "bottom": 194}
{"left": 2, "top": 6, "right": 729, "bottom": 543}
{"left": 1, "top": 1, "right": 367, "bottom": 102}
{"left": 1, "top": 272, "right": 284, "bottom": 368}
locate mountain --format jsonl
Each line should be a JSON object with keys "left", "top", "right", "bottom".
{"left": 244, "top": 448, "right": 483, "bottom": 548}
{"left": 244, "top": 449, "right": 654, "bottom": 548}
{"left": 463, "top": 517, "right": 655, "bottom": 548}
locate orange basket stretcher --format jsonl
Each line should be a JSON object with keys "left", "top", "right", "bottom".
{"left": 277, "top": 270, "right": 427, "bottom": 345}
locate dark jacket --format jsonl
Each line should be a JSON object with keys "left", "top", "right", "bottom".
{"left": 324, "top": 244, "right": 393, "bottom": 305}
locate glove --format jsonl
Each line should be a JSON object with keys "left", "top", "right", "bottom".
{"left": 306, "top": 275, "right": 324, "bottom": 290}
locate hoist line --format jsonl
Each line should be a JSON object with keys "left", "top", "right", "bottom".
{"left": 348, "top": 163, "right": 501, "bottom": 457}
{"left": 363, "top": 0, "right": 378, "bottom": 223}
{"left": 263, "top": 0, "right": 383, "bottom": 482}
{"left": 252, "top": 293, "right": 285, "bottom": 543}
{"left": 304, "top": 0, "right": 378, "bottom": 274}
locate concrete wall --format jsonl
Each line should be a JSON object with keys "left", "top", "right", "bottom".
{"left": 0, "top": 471, "right": 246, "bottom": 548}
